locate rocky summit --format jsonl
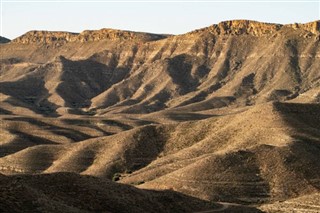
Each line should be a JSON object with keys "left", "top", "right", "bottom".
{"left": 0, "top": 20, "right": 320, "bottom": 213}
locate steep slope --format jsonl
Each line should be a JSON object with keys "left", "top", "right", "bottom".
{"left": 1, "top": 20, "right": 319, "bottom": 116}
{"left": 1, "top": 102, "right": 319, "bottom": 206}
{"left": 1, "top": 20, "right": 320, "bottom": 212}
{"left": 260, "top": 193, "right": 320, "bottom": 212}
{"left": 1, "top": 172, "right": 261, "bottom": 213}
{"left": 122, "top": 102, "right": 320, "bottom": 204}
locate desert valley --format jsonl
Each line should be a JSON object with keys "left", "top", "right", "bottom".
{"left": 0, "top": 20, "right": 320, "bottom": 212}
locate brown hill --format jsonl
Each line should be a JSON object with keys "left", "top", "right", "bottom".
{"left": 0, "top": 102, "right": 319, "bottom": 206}
{"left": 1, "top": 172, "right": 262, "bottom": 213}
{"left": 260, "top": 193, "right": 320, "bottom": 212}
{"left": 1, "top": 20, "right": 319, "bottom": 117}
{"left": 0, "top": 20, "right": 320, "bottom": 212}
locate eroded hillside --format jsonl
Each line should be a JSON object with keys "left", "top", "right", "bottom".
{"left": 0, "top": 20, "right": 320, "bottom": 212}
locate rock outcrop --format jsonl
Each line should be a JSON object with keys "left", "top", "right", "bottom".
{"left": 9, "top": 20, "right": 320, "bottom": 45}
{"left": 288, "top": 20, "right": 320, "bottom": 34}
{"left": 11, "top": 31, "right": 77, "bottom": 44}
{"left": 215, "top": 20, "right": 282, "bottom": 36}
{"left": 189, "top": 20, "right": 320, "bottom": 37}
{"left": 11, "top": 29, "right": 168, "bottom": 44}
{"left": 0, "top": 20, "right": 320, "bottom": 212}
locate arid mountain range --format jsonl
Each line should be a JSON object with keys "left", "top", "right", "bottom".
{"left": 0, "top": 20, "right": 320, "bottom": 212}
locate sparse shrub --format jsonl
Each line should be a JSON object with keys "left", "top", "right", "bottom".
{"left": 112, "top": 173, "right": 121, "bottom": 182}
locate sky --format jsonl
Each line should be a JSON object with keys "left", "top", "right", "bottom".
{"left": 0, "top": 0, "right": 319, "bottom": 39}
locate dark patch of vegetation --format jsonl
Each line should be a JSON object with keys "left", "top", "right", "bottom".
{"left": 112, "top": 173, "right": 121, "bottom": 182}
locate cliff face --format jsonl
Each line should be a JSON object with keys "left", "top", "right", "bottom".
{"left": 188, "top": 20, "right": 320, "bottom": 37}
{"left": 11, "top": 29, "right": 168, "bottom": 44}
{"left": 11, "top": 31, "right": 77, "bottom": 44}
{"left": 288, "top": 20, "right": 320, "bottom": 34}
{"left": 1, "top": 20, "right": 320, "bottom": 211}
{"left": 1, "top": 19, "right": 320, "bottom": 116}
{"left": 9, "top": 20, "right": 320, "bottom": 45}
{"left": 214, "top": 20, "right": 282, "bottom": 36}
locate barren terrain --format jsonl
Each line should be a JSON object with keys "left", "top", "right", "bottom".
{"left": 0, "top": 20, "right": 320, "bottom": 212}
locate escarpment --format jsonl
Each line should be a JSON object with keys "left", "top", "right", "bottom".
{"left": 8, "top": 20, "right": 320, "bottom": 46}
{"left": 288, "top": 20, "right": 320, "bottom": 34}
{"left": 11, "top": 29, "right": 168, "bottom": 44}
{"left": 1, "top": 19, "right": 320, "bottom": 115}
{"left": 188, "top": 20, "right": 320, "bottom": 37}
{"left": 1, "top": 19, "right": 320, "bottom": 213}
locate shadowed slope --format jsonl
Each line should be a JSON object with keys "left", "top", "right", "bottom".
{"left": 0, "top": 20, "right": 320, "bottom": 212}
{"left": 1, "top": 20, "right": 319, "bottom": 116}
{"left": 0, "top": 173, "right": 262, "bottom": 213}
{"left": 120, "top": 103, "right": 320, "bottom": 204}
{"left": 0, "top": 102, "right": 319, "bottom": 206}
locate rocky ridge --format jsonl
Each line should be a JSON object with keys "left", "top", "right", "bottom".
{"left": 11, "top": 29, "right": 168, "bottom": 44}
{"left": 0, "top": 19, "right": 320, "bottom": 212}
{"left": 9, "top": 20, "right": 320, "bottom": 45}
{"left": 288, "top": 20, "right": 320, "bottom": 34}
{"left": 189, "top": 20, "right": 320, "bottom": 36}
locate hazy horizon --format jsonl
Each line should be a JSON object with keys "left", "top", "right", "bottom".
{"left": 1, "top": 0, "right": 320, "bottom": 39}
